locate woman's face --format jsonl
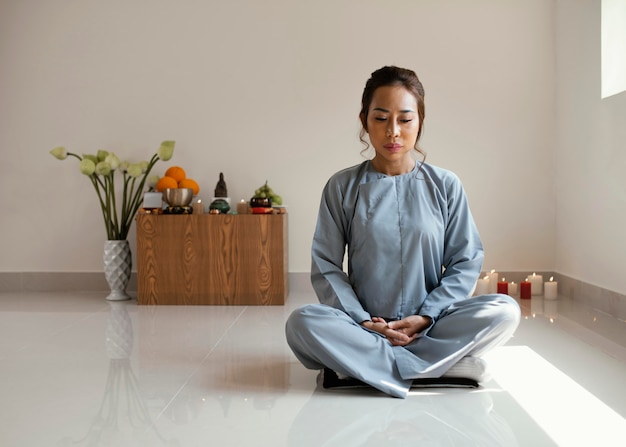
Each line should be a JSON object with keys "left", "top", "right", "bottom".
{"left": 362, "top": 85, "right": 420, "bottom": 175}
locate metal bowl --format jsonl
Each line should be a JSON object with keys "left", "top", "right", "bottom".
{"left": 162, "top": 188, "right": 194, "bottom": 207}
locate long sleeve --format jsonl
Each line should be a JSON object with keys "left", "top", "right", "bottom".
{"left": 417, "top": 173, "right": 484, "bottom": 320}
{"left": 310, "top": 172, "right": 372, "bottom": 324}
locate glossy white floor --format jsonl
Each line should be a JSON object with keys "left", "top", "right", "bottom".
{"left": 1, "top": 288, "right": 625, "bottom": 447}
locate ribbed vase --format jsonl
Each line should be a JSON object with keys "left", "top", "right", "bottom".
{"left": 103, "top": 240, "right": 132, "bottom": 301}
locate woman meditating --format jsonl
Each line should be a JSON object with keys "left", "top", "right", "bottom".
{"left": 285, "top": 66, "right": 520, "bottom": 398}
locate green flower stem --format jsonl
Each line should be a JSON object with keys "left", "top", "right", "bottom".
{"left": 105, "top": 175, "right": 114, "bottom": 239}
{"left": 121, "top": 175, "right": 137, "bottom": 239}
{"left": 106, "top": 174, "right": 120, "bottom": 239}
{"left": 93, "top": 174, "right": 110, "bottom": 237}
{"left": 120, "top": 174, "right": 132, "bottom": 237}
{"left": 111, "top": 173, "right": 121, "bottom": 237}
{"left": 88, "top": 174, "right": 113, "bottom": 239}
{"left": 122, "top": 154, "right": 160, "bottom": 237}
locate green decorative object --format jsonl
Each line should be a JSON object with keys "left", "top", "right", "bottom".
{"left": 209, "top": 199, "right": 231, "bottom": 214}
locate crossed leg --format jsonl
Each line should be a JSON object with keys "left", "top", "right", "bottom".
{"left": 285, "top": 294, "right": 520, "bottom": 398}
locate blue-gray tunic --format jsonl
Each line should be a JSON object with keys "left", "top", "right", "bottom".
{"left": 311, "top": 160, "right": 483, "bottom": 323}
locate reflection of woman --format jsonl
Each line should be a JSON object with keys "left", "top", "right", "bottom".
{"left": 288, "top": 391, "right": 519, "bottom": 447}
{"left": 285, "top": 66, "right": 520, "bottom": 398}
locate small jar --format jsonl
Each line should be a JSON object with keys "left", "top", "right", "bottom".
{"left": 250, "top": 197, "right": 272, "bottom": 208}
{"left": 143, "top": 191, "right": 163, "bottom": 209}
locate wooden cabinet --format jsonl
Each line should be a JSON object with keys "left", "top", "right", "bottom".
{"left": 136, "top": 213, "right": 288, "bottom": 305}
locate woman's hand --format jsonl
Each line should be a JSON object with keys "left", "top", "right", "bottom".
{"left": 386, "top": 315, "right": 432, "bottom": 346}
{"left": 361, "top": 315, "right": 432, "bottom": 346}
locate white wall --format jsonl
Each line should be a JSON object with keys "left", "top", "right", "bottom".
{"left": 0, "top": 0, "right": 555, "bottom": 275}
{"left": 555, "top": 0, "right": 626, "bottom": 294}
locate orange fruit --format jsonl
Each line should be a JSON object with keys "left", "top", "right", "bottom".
{"left": 178, "top": 178, "right": 200, "bottom": 195}
{"left": 156, "top": 176, "right": 178, "bottom": 192}
{"left": 165, "top": 166, "right": 186, "bottom": 183}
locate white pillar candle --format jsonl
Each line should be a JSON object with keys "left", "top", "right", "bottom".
{"left": 528, "top": 272, "right": 543, "bottom": 296}
{"left": 544, "top": 276, "right": 558, "bottom": 300}
{"left": 474, "top": 275, "right": 490, "bottom": 296}
{"left": 508, "top": 281, "right": 518, "bottom": 296}
{"left": 488, "top": 270, "right": 498, "bottom": 294}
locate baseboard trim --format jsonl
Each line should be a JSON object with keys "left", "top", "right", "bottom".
{"left": 0, "top": 271, "right": 314, "bottom": 294}
{"left": 0, "top": 272, "right": 138, "bottom": 293}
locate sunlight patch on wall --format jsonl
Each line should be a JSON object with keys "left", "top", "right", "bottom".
{"left": 602, "top": 0, "right": 626, "bottom": 98}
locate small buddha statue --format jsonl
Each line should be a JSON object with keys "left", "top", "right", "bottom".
{"left": 214, "top": 172, "right": 228, "bottom": 198}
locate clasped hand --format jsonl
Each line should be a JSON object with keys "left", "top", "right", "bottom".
{"left": 362, "top": 315, "right": 432, "bottom": 346}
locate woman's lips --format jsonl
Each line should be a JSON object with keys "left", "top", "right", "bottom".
{"left": 384, "top": 143, "right": 402, "bottom": 152}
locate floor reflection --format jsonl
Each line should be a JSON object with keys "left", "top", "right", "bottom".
{"left": 2, "top": 289, "right": 620, "bottom": 446}
{"left": 58, "top": 302, "right": 176, "bottom": 447}
{"left": 288, "top": 386, "right": 524, "bottom": 447}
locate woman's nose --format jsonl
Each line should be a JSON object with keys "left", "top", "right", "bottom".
{"left": 387, "top": 122, "right": 400, "bottom": 137}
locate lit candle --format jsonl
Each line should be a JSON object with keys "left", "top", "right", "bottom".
{"left": 236, "top": 199, "right": 248, "bottom": 214}
{"left": 520, "top": 279, "right": 532, "bottom": 299}
{"left": 528, "top": 272, "right": 543, "bottom": 296}
{"left": 192, "top": 199, "right": 204, "bottom": 215}
{"left": 474, "top": 275, "right": 490, "bottom": 296}
{"left": 544, "top": 276, "right": 558, "bottom": 300}
{"left": 508, "top": 281, "right": 518, "bottom": 296}
{"left": 488, "top": 270, "right": 498, "bottom": 294}
{"left": 497, "top": 277, "right": 508, "bottom": 295}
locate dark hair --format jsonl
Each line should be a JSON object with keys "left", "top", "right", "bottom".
{"left": 359, "top": 66, "right": 426, "bottom": 159}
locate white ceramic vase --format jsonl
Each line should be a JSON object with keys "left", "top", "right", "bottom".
{"left": 103, "top": 240, "right": 132, "bottom": 301}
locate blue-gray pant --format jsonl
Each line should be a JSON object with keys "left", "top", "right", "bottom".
{"left": 285, "top": 294, "right": 520, "bottom": 398}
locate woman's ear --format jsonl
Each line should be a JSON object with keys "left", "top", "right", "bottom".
{"left": 359, "top": 113, "right": 367, "bottom": 132}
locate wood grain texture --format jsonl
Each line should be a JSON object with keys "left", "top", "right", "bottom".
{"left": 136, "top": 214, "right": 288, "bottom": 305}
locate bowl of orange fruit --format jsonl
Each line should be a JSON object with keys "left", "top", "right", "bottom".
{"left": 156, "top": 166, "right": 200, "bottom": 207}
